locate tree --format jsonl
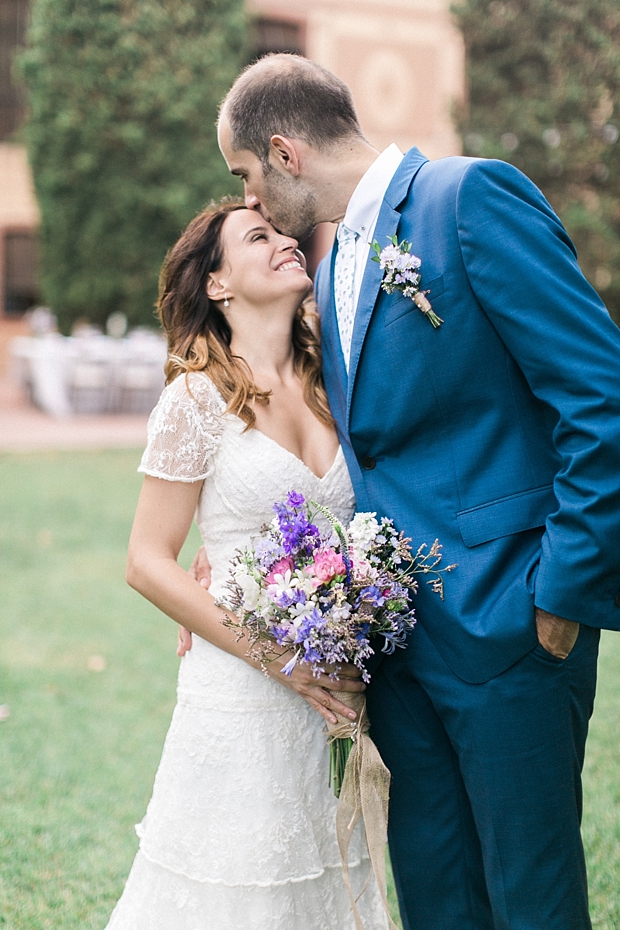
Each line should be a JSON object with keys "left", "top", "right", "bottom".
{"left": 19, "top": 0, "right": 246, "bottom": 331}
{"left": 453, "top": 0, "right": 620, "bottom": 325}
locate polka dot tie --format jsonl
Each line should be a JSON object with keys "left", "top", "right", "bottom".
{"left": 334, "top": 223, "right": 357, "bottom": 372}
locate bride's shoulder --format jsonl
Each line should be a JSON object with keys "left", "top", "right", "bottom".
{"left": 163, "top": 371, "right": 226, "bottom": 413}
{"left": 139, "top": 371, "right": 227, "bottom": 482}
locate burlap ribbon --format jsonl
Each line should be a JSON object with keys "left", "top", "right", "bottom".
{"left": 327, "top": 691, "right": 399, "bottom": 930}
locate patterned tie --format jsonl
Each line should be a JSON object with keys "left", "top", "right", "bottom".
{"left": 334, "top": 223, "right": 357, "bottom": 372}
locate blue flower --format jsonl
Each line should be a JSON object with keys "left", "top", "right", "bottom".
{"left": 381, "top": 627, "right": 409, "bottom": 654}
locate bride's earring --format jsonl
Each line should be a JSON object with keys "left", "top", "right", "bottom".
{"left": 223, "top": 294, "right": 230, "bottom": 308}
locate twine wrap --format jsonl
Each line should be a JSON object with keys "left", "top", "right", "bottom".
{"left": 326, "top": 691, "right": 399, "bottom": 930}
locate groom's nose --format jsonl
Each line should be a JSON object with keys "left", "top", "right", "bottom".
{"left": 244, "top": 188, "right": 261, "bottom": 211}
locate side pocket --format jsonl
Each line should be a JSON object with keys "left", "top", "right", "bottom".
{"left": 456, "top": 484, "right": 556, "bottom": 547}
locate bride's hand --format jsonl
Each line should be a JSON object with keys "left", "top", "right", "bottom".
{"left": 265, "top": 656, "right": 365, "bottom": 725}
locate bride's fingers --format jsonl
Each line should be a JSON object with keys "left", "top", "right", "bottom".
{"left": 305, "top": 690, "right": 354, "bottom": 725}
{"left": 318, "top": 673, "right": 365, "bottom": 692}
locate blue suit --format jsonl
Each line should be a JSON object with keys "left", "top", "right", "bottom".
{"left": 315, "top": 149, "right": 620, "bottom": 929}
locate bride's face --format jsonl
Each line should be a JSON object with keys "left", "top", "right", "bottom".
{"left": 213, "top": 209, "right": 311, "bottom": 309}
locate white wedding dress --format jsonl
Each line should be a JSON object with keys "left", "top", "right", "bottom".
{"left": 105, "top": 372, "right": 388, "bottom": 930}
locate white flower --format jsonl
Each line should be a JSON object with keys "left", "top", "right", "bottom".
{"left": 293, "top": 568, "right": 319, "bottom": 596}
{"left": 348, "top": 512, "right": 380, "bottom": 554}
{"left": 235, "top": 569, "right": 261, "bottom": 610}
{"left": 289, "top": 598, "right": 318, "bottom": 625}
{"left": 379, "top": 244, "right": 402, "bottom": 268}
{"left": 266, "top": 569, "right": 294, "bottom": 601}
{"left": 331, "top": 604, "right": 352, "bottom": 622}
{"left": 352, "top": 557, "right": 379, "bottom": 583}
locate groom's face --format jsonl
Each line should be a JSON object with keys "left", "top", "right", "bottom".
{"left": 218, "top": 119, "right": 319, "bottom": 242}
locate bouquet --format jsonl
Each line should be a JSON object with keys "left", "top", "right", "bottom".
{"left": 219, "top": 491, "right": 454, "bottom": 929}
{"left": 221, "top": 490, "right": 452, "bottom": 792}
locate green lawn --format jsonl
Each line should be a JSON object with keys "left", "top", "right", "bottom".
{"left": 0, "top": 450, "right": 618, "bottom": 929}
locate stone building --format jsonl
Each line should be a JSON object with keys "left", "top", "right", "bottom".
{"left": 0, "top": 0, "right": 464, "bottom": 324}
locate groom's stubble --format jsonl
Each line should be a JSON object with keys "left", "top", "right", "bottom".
{"left": 258, "top": 163, "right": 319, "bottom": 242}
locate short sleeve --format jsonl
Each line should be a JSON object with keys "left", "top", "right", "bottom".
{"left": 138, "top": 372, "right": 227, "bottom": 482}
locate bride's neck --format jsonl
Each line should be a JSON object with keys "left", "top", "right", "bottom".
{"left": 229, "top": 310, "right": 296, "bottom": 384}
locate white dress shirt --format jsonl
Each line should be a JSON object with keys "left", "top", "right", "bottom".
{"left": 342, "top": 143, "right": 404, "bottom": 313}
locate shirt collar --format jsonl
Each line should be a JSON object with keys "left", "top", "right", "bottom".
{"left": 342, "top": 143, "right": 404, "bottom": 244}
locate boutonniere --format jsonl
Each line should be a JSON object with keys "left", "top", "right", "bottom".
{"left": 371, "top": 235, "right": 443, "bottom": 329}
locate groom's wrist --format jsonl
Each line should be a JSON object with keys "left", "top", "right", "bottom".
{"left": 535, "top": 607, "right": 580, "bottom": 659}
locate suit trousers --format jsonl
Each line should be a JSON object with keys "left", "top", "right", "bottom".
{"left": 366, "top": 621, "right": 600, "bottom": 930}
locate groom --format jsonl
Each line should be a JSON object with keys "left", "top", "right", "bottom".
{"left": 209, "top": 55, "right": 620, "bottom": 929}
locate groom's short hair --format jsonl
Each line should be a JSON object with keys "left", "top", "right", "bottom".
{"left": 221, "top": 53, "right": 363, "bottom": 163}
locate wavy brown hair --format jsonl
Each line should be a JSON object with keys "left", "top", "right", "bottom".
{"left": 157, "top": 200, "right": 333, "bottom": 429}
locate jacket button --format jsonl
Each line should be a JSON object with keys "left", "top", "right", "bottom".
{"left": 615, "top": 594, "right": 620, "bottom": 608}
{"left": 361, "top": 456, "right": 376, "bottom": 470}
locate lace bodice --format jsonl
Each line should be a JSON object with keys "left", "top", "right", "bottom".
{"left": 139, "top": 371, "right": 356, "bottom": 600}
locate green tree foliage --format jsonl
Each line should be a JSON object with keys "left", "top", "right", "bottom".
{"left": 19, "top": 0, "right": 246, "bottom": 331}
{"left": 453, "top": 0, "right": 620, "bottom": 324}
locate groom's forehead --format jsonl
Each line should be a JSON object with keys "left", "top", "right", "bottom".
{"left": 218, "top": 118, "right": 258, "bottom": 174}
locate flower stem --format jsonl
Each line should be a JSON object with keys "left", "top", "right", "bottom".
{"left": 329, "top": 737, "right": 353, "bottom": 798}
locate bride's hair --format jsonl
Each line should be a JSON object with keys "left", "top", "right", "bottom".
{"left": 157, "top": 200, "right": 333, "bottom": 428}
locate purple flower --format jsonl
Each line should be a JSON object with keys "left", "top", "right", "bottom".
{"left": 357, "top": 585, "right": 386, "bottom": 607}
{"left": 254, "top": 538, "right": 285, "bottom": 570}
{"left": 287, "top": 490, "right": 305, "bottom": 507}
{"left": 303, "top": 646, "right": 323, "bottom": 664}
{"left": 294, "top": 608, "right": 325, "bottom": 644}
{"left": 281, "top": 654, "right": 299, "bottom": 676}
{"left": 272, "top": 624, "right": 293, "bottom": 646}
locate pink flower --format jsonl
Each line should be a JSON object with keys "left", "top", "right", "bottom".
{"left": 310, "top": 548, "right": 346, "bottom": 584}
{"left": 265, "top": 557, "right": 295, "bottom": 586}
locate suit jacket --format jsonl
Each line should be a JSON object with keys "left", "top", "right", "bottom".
{"left": 315, "top": 147, "right": 620, "bottom": 683}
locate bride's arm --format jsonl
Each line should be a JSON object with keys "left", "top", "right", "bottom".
{"left": 127, "top": 475, "right": 364, "bottom": 724}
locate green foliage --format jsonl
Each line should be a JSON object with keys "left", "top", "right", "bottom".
{"left": 453, "top": 0, "right": 620, "bottom": 324}
{"left": 19, "top": 0, "right": 246, "bottom": 332}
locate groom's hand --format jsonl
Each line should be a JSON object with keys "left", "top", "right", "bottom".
{"left": 177, "top": 546, "right": 212, "bottom": 657}
{"left": 266, "top": 657, "right": 365, "bottom": 725}
{"left": 535, "top": 607, "right": 579, "bottom": 659}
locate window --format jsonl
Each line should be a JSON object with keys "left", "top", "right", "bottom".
{"left": 252, "top": 18, "right": 305, "bottom": 59}
{"left": 4, "top": 232, "right": 39, "bottom": 315}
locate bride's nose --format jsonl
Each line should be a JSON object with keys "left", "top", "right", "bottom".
{"left": 277, "top": 235, "right": 299, "bottom": 254}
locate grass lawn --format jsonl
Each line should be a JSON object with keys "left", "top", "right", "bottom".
{"left": 0, "top": 449, "right": 618, "bottom": 929}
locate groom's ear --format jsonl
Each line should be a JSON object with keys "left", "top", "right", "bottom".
{"left": 269, "top": 135, "right": 301, "bottom": 177}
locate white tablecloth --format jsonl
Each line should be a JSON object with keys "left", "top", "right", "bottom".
{"left": 11, "top": 333, "right": 167, "bottom": 417}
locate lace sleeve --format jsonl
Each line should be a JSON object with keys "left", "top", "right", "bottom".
{"left": 138, "top": 372, "right": 227, "bottom": 482}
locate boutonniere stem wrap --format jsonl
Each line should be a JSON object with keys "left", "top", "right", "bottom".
{"left": 371, "top": 235, "right": 443, "bottom": 328}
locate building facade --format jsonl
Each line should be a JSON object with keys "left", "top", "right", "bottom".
{"left": 0, "top": 0, "right": 464, "bottom": 319}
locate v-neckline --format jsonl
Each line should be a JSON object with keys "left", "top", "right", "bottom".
{"left": 251, "top": 426, "right": 342, "bottom": 482}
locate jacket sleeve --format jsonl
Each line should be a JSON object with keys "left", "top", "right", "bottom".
{"left": 456, "top": 158, "right": 620, "bottom": 627}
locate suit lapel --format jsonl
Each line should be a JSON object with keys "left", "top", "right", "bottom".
{"left": 345, "top": 147, "right": 429, "bottom": 426}
{"left": 317, "top": 239, "right": 348, "bottom": 432}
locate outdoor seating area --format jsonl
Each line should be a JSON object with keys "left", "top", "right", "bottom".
{"left": 10, "top": 329, "right": 166, "bottom": 418}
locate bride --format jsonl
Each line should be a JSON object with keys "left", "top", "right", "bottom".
{"left": 104, "top": 202, "right": 388, "bottom": 929}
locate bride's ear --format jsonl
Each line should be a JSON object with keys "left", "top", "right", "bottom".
{"left": 206, "top": 274, "right": 228, "bottom": 304}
